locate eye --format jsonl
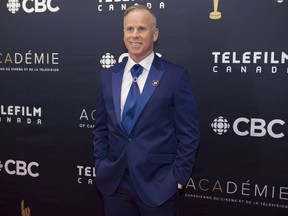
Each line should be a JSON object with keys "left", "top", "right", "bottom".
{"left": 138, "top": 27, "right": 145, "bottom": 32}
{"left": 126, "top": 27, "right": 133, "bottom": 32}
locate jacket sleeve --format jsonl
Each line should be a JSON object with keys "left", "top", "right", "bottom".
{"left": 93, "top": 72, "right": 109, "bottom": 171}
{"left": 172, "top": 69, "right": 200, "bottom": 185}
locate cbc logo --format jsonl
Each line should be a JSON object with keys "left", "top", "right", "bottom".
{"left": 6, "top": 0, "right": 59, "bottom": 14}
{"left": 100, "top": 52, "right": 163, "bottom": 68}
{"left": 0, "top": 159, "right": 39, "bottom": 177}
{"left": 212, "top": 116, "right": 285, "bottom": 139}
{"left": 100, "top": 53, "right": 117, "bottom": 69}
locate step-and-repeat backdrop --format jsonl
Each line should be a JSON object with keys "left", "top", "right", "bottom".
{"left": 1, "top": 0, "right": 288, "bottom": 215}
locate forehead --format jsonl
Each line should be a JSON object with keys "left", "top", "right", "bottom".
{"left": 124, "top": 10, "right": 153, "bottom": 26}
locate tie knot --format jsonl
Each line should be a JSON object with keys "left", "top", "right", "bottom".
{"left": 131, "top": 64, "right": 143, "bottom": 79}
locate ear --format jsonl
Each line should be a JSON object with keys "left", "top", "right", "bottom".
{"left": 153, "top": 28, "right": 159, "bottom": 42}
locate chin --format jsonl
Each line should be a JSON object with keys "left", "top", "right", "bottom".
{"left": 129, "top": 50, "right": 142, "bottom": 57}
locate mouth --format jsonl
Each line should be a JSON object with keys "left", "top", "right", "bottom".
{"left": 130, "top": 41, "right": 142, "bottom": 47}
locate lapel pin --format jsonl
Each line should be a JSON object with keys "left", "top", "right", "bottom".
{"left": 152, "top": 80, "right": 159, "bottom": 87}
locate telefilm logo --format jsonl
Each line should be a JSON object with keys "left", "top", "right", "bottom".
{"left": 97, "top": 0, "right": 166, "bottom": 12}
{"left": 0, "top": 159, "right": 40, "bottom": 178}
{"left": 76, "top": 165, "right": 95, "bottom": 185}
{"left": 212, "top": 51, "right": 288, "bottom": 75}
{"left": 0, "top": 51, "right": 60, "bottom": 72}
{"left": 6, "top": 0, "right": 60, "bottom": 14}
{"left": 211, "top": 116, "right": 285, "bottom": 139}
{"left": 79, "top": 108, "right": 95, "bottom": 129}
{"left": 0, "top": 105, "right": 42, "bottom": 125}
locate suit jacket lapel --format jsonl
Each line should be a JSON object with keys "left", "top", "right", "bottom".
{"left": 112, "top": 60, "right": 126, "bottom": 131}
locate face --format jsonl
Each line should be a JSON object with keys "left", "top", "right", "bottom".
{"left": 123, "top": 10, "right": 159, "bottom": 63}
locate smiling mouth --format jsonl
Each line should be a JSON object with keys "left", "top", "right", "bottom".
{"left": 131, "top": 41, "right": 141, "bottom": 47}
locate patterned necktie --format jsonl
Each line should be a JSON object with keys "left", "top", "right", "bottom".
{"left": 122, "top": 64, "right": 143, "bottom": 134}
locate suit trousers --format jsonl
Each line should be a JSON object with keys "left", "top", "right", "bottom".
{"left": 101, "top": 170, "right": 179, "bottom": 216}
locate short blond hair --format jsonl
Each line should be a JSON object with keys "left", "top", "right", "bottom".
{"left": 124, "top": 5, "right": 157, "bottom": 28}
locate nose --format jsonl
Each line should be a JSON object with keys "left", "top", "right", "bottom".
{"left": 132, "top": 29, "right": 139, "bottom": 37}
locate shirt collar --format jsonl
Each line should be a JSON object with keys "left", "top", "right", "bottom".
{"left": 126, "top": 52, "right": 155, "bottom": 73}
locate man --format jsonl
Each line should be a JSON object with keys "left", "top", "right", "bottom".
{"left": 93, "top": 5, "right": 200, "bottom": 216}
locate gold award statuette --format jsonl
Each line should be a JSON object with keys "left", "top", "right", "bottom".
{"left": 21, "top": 200, "right": 31, "bottom": 216}
{"left": 210, "top": 0, "right": 222, "bottom": 20}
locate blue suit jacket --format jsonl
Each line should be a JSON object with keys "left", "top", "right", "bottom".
{"left": 93, "top": 55, "right": 200, "bottom": 207}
